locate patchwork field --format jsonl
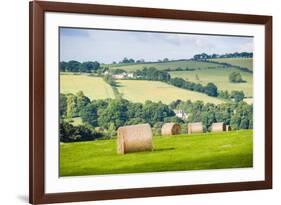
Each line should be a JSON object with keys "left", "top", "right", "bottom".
{"left": 107, "top": 60, "right": 224, "bottom": 72}
{"left": 210, "top": 58, "right": 253, "bottom": 71}
{"left": 60, "top": 130, "right": 253, "bottom": 176}
{"left": 60, "top": 74, "right": 115, "bottom": 100}
{"left": 169, "top": 68, "right": 253, "bottom": 97}
{"left": 116, "top": 80, "right": 225, "bottom": 104}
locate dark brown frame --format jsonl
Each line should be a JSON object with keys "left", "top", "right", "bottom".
{"left": 29, "top": 1, "right": 272, "bottom": 204}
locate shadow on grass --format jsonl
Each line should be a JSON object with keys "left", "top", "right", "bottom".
{"left": 153, "top": 147, "right": 175, "bottom": 152}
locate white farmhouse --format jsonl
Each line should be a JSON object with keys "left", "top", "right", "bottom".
{"left": 127, "top": 73, "right": 134, "bottom": 78}
{"left": 174, "top": 109, "right": 188, "bottom": 120}
{"left": 112, "top": 73, "right": 127, "bottom": 79}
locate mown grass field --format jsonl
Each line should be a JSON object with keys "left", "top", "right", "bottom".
{"left": 60, "top": 130, "right": 253, "bottom": 176}
{"left": 116, "top": 80, "right": 224, "bottom": 104}
{"left": 60, "top": 74, "right": 115, "bottom": 100}
{"left": 210, "top": 58, "right": 253, "bottom": 71}
{"left": 107, "top": 60, "right": 224, "bottom": 72}
{"left": 169, "top": 68, "right": 253, "bottom": 97}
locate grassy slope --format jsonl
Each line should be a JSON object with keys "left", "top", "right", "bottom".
{"left": 108, "top": 60, "right": 224, "bottom": 72}
{"left": 60, "top": 130, "right": 253, "bottom": 176}
{"left": 116, "top": 80, "right": 224, "bottom": 104}
{"left": 210, "top": 58, "right": 253, "bottom": 71}
{"left": 169, "top": 68, "right": 253, "bottom": 97}
{"left": 60, "top": 75, "right": 115, "bottom": 100}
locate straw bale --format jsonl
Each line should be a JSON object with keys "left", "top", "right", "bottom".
{"left": 117, "top": 123, "right": 153, "bottom": 154}
{"left": 188, "top": 122, "right": 203, "bottom": 134}
{"left": 161, "top": 123, "right": 181, "bottom": 135}
{"left": 211, "top": 122, "right": 226, "bottom": 132}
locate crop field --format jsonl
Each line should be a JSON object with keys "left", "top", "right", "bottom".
{"left": 107, "top": 60, "right": 225, "bottom": 72}
{"left": 116, "top": 80, "right": 225, "bottom": 104}
{"left": 60, "top": 74, "right": 115, "bottom": 100}
{"left": 210, "top": 58, "right": 253, "bottom": 71}
{"left": 60, "top": 130, "right": 253, "bottom": 176}
{"left": 169, "top": 68, "right": 253, "bottom": 97}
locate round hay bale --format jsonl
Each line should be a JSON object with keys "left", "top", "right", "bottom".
{"left": 211, "top": 122, "right": 226, "bottom": 132}
{"left": 117, "top": 123, "right": 153, "bottom": 154}
{"left": 161, "top": 123, "right": 181, "bottom": 135}
{"left": 188, "top": 122, "right": 203, "bottom": 134}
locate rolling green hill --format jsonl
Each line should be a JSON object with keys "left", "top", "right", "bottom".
{"left": 60, "top": 74, "right": 115, "bottom": 100}
{"left": 107, "top": 60, "right": 225, "bottom": 72}
{"left": 210, "top": 58, "right": 253, "bottom": 71}
{"left": 116, "top": 80, "right": 225, "bottom": 104}
{"left": 169, "top": 68, "right": 253, "bottom": 97}
{"left": 60, "top": 130, "right": 253, "bottom": 176}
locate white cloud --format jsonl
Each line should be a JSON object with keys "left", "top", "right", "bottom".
{"left": 60, "top": 28, "right": 253, "bottom": 63}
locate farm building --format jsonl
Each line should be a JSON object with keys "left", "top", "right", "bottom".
{"left": 117, "top": 123, "right": 153, "bottom": 154}
{"left": 211, "top": 122, "right": 226, "bottom": 132}
{"left": 112, "top": 72, "right": 134, "bottom": 79}
{"left": 174, "top": 109, "right": 188, "bottom": 120}
{"left": 188, "top": 122, "right": 203, "bottom": 134}
{"left": 161, "top": 123, "right": 181, "bottom": 136}
{"left": 112, "top": 73, "right": 127, "bottom": 79}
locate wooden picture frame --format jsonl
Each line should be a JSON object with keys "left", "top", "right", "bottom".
{"left": 29, "top": 1, "right": 272, "bottom": 204}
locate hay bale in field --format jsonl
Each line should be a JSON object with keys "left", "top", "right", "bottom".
{"left": 211, "top": 122, "right": 226, "bottom": 132}
{"left": 117, "top": 123, "right": 153, "bottom": 154}
{"left": 188, "top": 122, "right": 203, "bottom": 134}
{"left": 161, "top": 123, "right": 181, "bottom": 136}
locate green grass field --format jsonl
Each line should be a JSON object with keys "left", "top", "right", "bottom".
{"left": 116, "top": 80, "right": 224, "bottom": 104}
{"left": 169, "top": 68, "right": 253, "bottom": 97}
{"left": 60, "top": 130, "right": 253, "bottom": 176}
{"left": 107, "top": 60, "right": 224, "bottom": 72}
{"left": 60, "top": 75, "right": 115, "bottom": 100}
{"left": 210, "top": 58, "right": 253, "bottom": 71}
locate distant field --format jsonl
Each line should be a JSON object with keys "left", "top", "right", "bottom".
{"left": 169, "top": 68, "right": 253, "bottom": 97}
{"left": 116, "top": 80, "right": 224, "bottom": 104}
{"left": 66, "top": 117, "right": 83, "bottom": 126}
{"left": 243, "top": 98, "right": 253, "bottom": 104}
{"left": 60, "top": 130, "right": 253, "bottom": 176}
{"left": 210, "top": 58, "right": 253, "bottom": 71}
{"left": 107, "top": 60, "right": 224, "bottom": 72}
{"left": 60, "top": 74, "right": 115, "bottom": 100}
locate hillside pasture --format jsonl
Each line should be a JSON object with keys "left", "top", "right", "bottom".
{"left": 107, "top": 60, "right": 225, "bottom": 72}
{"left": 60, "top": 130, "right": 253, "bottom": 176}
{"left": 210, "top": 58, "right": 253, "bottom": 71}
{"left": 169, "top": 68, "right": 253, "bottom": 97}
{"left": 60, "top": 74, "right": 115, "bottom": 100}
{"left": 116, "top": 80, "right": 225, "bottom": 104}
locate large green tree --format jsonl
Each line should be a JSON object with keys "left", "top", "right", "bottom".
{"left": 204, "top": 83, "right": 218, "bottom": 97}
{"left": 229, "top": 72, "right": 244, "bottom": 83}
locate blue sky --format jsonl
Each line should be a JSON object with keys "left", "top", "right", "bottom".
{"left": 60, "top": 28, "right": 253, "bottom": 64}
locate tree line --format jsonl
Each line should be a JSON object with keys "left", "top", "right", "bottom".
{"left": 60, "top": 60, "right": 102, "bottom": 73}
{"left": 193, "top": 52, "right": 253, "bottom": 60}
{"left": 60, "top": 92, "right": 253, "bottom": 142}
{"left": 134, "top": 67, "right": 219, "bottom": 97}
{"left": 134, "top": 67, "right": 246, "bottom": 100}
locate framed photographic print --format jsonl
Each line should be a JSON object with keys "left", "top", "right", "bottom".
{"left": 29, "top": 1, "right": 272, "bottom": 204}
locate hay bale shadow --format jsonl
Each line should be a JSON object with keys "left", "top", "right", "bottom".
{"left": 153, "top": 147, "right": 175, "bottom": 152}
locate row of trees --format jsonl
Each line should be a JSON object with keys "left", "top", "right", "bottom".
{"left": 60, "top": 60, "right": 101, "bottom": 73}
{"left": 218, "top": 90, "right": 245, "bottom": 102}
{"left": 60, "top": 121, "right": 102, "bottom": 142}
{"left": 134, "top": 67, "right": 218, "bottom": 97}
{"left": 60, "top": 92, "right": 253, "bottom": 142}
{"left": 193, "top": 52, "right": 253, "bottom": 60}
{"left": 170, "top": 100, "right": 253, "bottom": 131}
{"left": 135, "top": 67, "right": 171, "bottom": 82}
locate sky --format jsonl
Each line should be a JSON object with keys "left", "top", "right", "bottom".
{"left": 60, "top": 27, "right": 253, "bottom": 64}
